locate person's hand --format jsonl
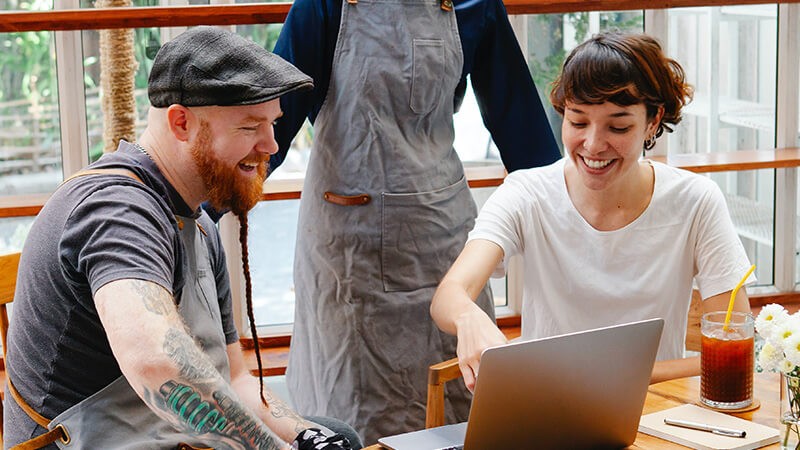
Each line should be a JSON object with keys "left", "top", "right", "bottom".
{"left": 454, "top": 306, "right": 507, "bottom": 392}
{"left": 291, "top": 428, "right": 352, "bottom": 450}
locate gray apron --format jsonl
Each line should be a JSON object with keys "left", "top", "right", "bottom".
{"left": 44, "top": 215, "right": 230, "bottom": 449}
{"left": 286, "top": 0, "right": 494, "bottom": 444}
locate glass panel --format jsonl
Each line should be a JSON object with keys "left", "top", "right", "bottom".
{"left": 667, "top": 5, "right": 778, "bottom": 286}
{"left": 0, "top": 2, "right": 61, "bottom": 196}
{"left": 0, "top": 216, "right": 34, "bottom": 254}
{"left": 80, "top": 0, "right": 160, "bottom": 161}
{"left": 248, "top": 199, "right": 299, "bottom": 327}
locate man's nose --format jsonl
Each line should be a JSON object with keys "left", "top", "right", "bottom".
{"left": 258, "top": 127, "right": 279, "bottom": 155}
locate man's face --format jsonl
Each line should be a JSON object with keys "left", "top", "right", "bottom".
{"left": 190, "top": 100, "right": 281, "bottom": 215}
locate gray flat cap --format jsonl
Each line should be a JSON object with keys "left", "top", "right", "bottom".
{"left": 148, "top": 26, "right": 313, "bottom": 108}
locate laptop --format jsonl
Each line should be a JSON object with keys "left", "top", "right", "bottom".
{"left": 378, "top": 318, "right": 664, "bottom": 450}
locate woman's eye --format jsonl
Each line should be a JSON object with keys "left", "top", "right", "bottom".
{"left": 569, "top": 121, "right": 586, "bottom": 128}
{"left": 610, "top": 126, "right": 631, "bottom": 133}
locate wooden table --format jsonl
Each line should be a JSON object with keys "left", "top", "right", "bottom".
{"left": 362, "top": 372, "right": 781, "bottom": 449}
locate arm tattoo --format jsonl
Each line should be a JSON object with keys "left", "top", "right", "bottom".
{"left": 147, "top": 382, "right": 284, "bottom": 450}
{"left": 164, "top": 328, "right": 219, "bottom": 383}
{"left": 131, "top": 279, "right": 174, "bottom": 315}
{"left": 265, "top": 389, "right": 311, "bottom": 433}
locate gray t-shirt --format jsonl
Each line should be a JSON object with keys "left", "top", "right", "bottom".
{"left": 4, "top": 141, "right": 238, "bottom": 445}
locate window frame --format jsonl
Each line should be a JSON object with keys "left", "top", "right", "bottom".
{"left": 1, "top": 1, "right": 799, "bottom": 339}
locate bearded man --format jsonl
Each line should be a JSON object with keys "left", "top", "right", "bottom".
{"left": 3, "top": 26, "right": 358, "bottom": 450}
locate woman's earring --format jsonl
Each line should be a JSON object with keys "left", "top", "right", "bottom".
{"left": 643, "top": 135, "right": 657, "bottom": 151}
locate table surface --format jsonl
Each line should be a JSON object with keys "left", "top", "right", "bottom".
{"left": 362, "top": 372, "right": 781, "bottom": 449}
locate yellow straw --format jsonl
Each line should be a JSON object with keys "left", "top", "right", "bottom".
{"left": 723, "top": 264, "right": 756, "bottom": 331}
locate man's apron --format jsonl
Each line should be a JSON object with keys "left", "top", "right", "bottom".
{"left": 286, "top": 0, "right": 494, "bottom": 444}
{"left": 11, "top": 213, "right": 230, "bottom": 449}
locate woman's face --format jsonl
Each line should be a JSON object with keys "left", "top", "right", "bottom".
{"left": 562, "top": 101, "right": 658, "bottom": 192}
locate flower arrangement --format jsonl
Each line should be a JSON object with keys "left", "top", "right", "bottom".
{"left": 755, "top": 303, "right": 800, "bottom": 449}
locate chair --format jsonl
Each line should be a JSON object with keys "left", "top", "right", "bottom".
{"left": 0, "top": 251, "right": 21, "bottom": 439}
{"left": 424, "top": 291, "right": 704, "bottom": 428}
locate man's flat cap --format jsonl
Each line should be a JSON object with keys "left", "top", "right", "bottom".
{"left": 148, "top": 26, "right": 313, "bottom": 108}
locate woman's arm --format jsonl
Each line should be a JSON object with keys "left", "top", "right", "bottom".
{"left": 431, "top": 239, "right": 508, "bottom": 391}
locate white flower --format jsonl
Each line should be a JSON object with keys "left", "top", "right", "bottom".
{"left": 756, "top": 303, "right": 790, "bottom": 338}
{"left": 759, "top": 341, "right": 782, "bottom": 372}
{"left": 770, "top": 320, "right": 799, "bottom": 350}
{"left": 779, "top": 358, "right": 797, "bottom": 374}
{"left": 785, "top": 334, "right": 800, "bottom": 368}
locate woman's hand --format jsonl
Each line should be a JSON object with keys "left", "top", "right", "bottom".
{"left": 454, "top": 306, "right": 508, "bottom": 392}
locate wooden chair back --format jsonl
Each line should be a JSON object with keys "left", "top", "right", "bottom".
{"left": 425, "top": 290, "right": 705, "bottom": 428}
{"left": 0, "top": 252, "right": 20, "bottom": 360}
{"left": 0, "top": 251, "right": 21, "bottom": 439}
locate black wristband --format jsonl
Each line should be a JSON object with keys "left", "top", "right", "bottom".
{"left": 292, "top": 428, "right": 352, "bottom": 450}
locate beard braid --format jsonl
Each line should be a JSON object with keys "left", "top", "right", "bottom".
{"left": 237, "top": 212, "right": 268, "bottom": 407}
{"left": 191, "top": 121, "right": 267, "bottom": 216}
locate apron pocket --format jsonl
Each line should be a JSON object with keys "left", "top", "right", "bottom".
{"left": 409, "top": 38, "right": 445, "bottom": 115}
{"left": 381, "top": 177, "right": 475, "bottom": 292}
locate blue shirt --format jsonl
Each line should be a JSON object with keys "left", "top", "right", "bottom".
{"left": 271, "top": 0, "right": 560, "bottom": 173}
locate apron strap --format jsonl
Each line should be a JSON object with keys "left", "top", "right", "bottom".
{"left": 9, "top": 426, "right": 68, "bottom": 450}
{"left": 62, "top": 168, "right": 143, "bottom": 185}
{"left": 6, "top": 377, "right": 70, "bottom": 449}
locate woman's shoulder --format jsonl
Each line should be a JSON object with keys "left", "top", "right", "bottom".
{"left": 651, "top": 159, "right": 722, "bottom": 203}
{"left": 493, "top": 159, "right": 565, "bottom": 207}
{"left": 505, "top": 158, "right": 564, "bottom": 183}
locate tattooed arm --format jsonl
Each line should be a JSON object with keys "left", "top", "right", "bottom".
{"left": 228, "top": 344, "right": 318, "bottom": 443}
{"left": 95, "top": 279, "right": 292, "bottom": 450}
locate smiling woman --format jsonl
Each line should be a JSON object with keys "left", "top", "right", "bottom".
{"left": 430, "top": 30, "right": 754, "bottom": 395}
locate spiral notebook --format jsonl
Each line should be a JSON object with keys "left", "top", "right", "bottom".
{"left": 638, "top": 404, "right": 779, "bottom": 450}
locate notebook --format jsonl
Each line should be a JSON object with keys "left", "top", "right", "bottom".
{"left": 378, "top": 318, "right": 664, "bottom": 450}
{"left": 638, "top": 404, "right": 779, "bottom": 450}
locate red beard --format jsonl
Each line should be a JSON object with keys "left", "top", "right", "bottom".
{"left": 191, "top": 121, "right": 267, "bottom": 216}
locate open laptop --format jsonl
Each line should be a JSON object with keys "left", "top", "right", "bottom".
{"left": 378, "top": 318, "right": 664, "bottom": 450}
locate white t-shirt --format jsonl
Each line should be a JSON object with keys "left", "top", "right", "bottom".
{"left": 469, "top": 158, "right": 754, "bottom": 360}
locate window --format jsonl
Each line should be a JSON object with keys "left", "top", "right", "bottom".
{"left": 1, "top": 3, "right": 799, "bottom": 339}
{"left": 666, "top": 5, "right": 778, "bottom": 287}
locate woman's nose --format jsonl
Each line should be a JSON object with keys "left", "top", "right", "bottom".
{"left": 582, "top": 127, "right": 607, "bottom": 154}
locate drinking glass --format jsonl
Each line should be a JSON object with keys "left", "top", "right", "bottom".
{"left": 700, "top": 311, "right": 755, "bottom": 410}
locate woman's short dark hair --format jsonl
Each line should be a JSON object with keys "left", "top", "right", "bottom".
{"left": 550, "top": 31, "right": 693, "bottom": 142}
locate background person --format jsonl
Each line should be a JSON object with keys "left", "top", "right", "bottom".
{"left": 430, "top": 31, "right": 755, "bottom": 392}
{"left": 271, "top": 0, "right": 561, "bottom": 443}
{"left": 4, "top": 26, "right": 358, "bottom": 450}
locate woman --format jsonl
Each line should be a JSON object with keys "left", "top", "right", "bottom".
{"left": 430, "top": 31, "right": 755, "bottom": 392}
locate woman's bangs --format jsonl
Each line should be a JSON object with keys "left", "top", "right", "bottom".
{"left": 564, "top": 48, "right": 641, "bottom": 106}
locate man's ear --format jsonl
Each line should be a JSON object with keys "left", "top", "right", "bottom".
{"left": 166, "top": 105, "right": 193, "bottom": 142}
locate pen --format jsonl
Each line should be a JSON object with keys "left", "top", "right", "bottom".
{"left": 663, "top": 418, "right": 746, "bottom": 438}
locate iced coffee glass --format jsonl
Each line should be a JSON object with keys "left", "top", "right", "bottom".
{"left": 700, "top": 311, "right": 755, "bottom": 410}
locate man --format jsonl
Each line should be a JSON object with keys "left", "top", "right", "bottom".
{"left": 272, "top": 0, "right": 561, "bottom": 444}
{"left": 4, "top": 26, "right": 355, "bottom": 450}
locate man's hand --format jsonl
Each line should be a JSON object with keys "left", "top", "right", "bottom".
{"left": 291, "top": 428, "right": 352, "bottom": 450}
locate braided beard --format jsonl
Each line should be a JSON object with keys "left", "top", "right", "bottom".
{"left": 191, "top": 121, "right": 267, "bottom": 216}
